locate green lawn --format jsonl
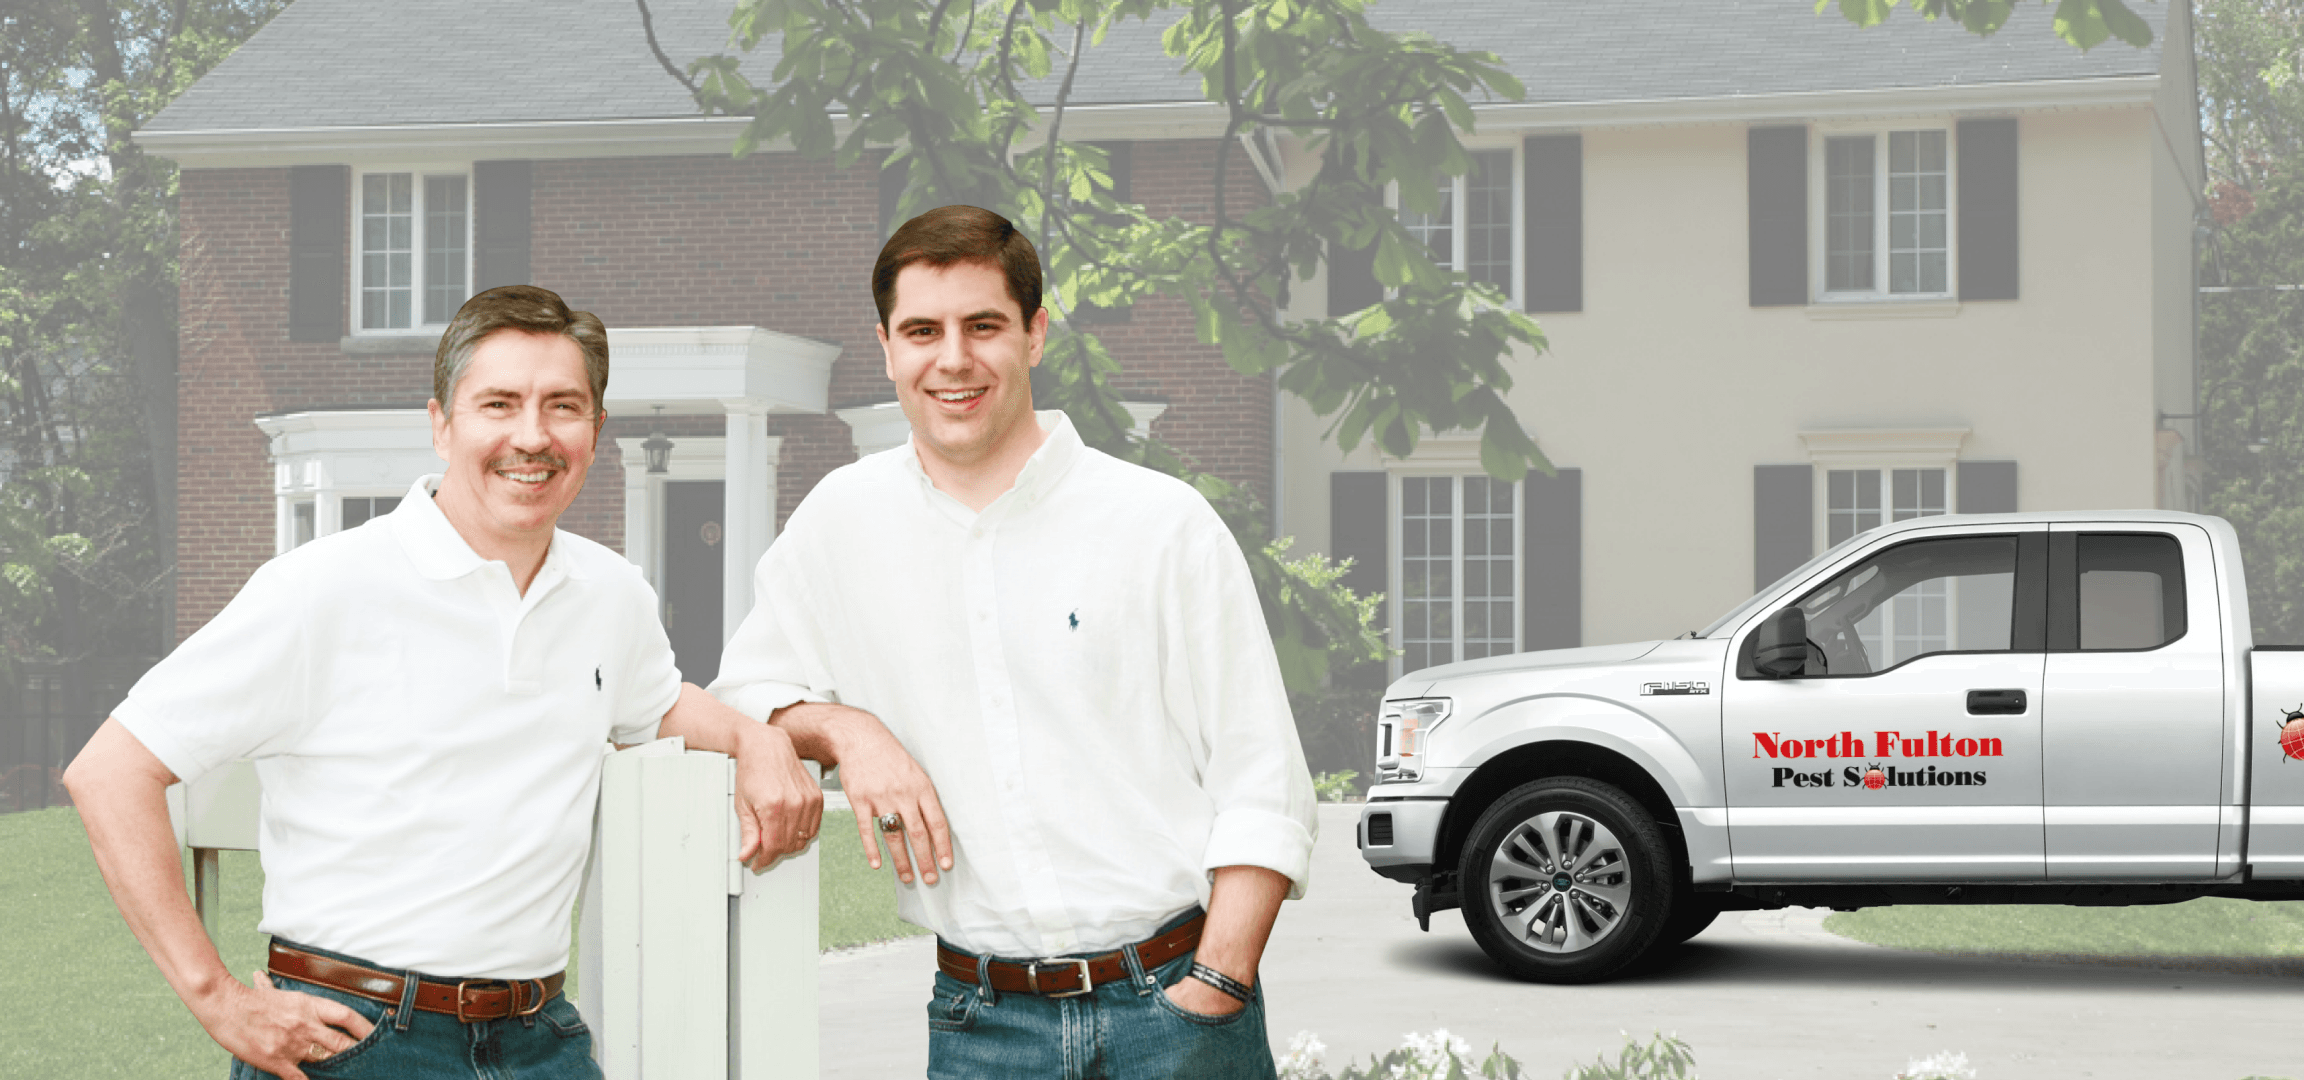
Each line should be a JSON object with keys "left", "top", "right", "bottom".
{"left": 0, "top": 806, "right": 923, "bottom": 1078}
{"left": 1825, "top": 898, "right": 2304, "bottom": 965}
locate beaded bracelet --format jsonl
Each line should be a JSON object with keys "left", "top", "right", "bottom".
{"left": 1188, "top": 961, "right": 1254, "bottom": 1004}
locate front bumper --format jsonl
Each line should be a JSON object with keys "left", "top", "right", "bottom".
{"left": 1356, "top": 798, "right": 1449, "bottom": 875}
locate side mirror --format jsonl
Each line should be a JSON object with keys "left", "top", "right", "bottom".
{"left": 1753, "top": 607, "right": 1808, "bottom": 678}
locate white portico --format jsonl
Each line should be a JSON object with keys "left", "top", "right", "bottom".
{"left": 256, "top": 326, "right": 838, "bottom": 648}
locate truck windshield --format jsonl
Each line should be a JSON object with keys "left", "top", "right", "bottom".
{"left": 1696, "top": 528, "right": 1876, "bottom": 638}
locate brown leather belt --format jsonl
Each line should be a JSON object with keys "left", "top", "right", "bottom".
{"left": 268, "top": 942, "right": 562, "bottom": 1022}
{"left": 934, "top": 914, "right": 1204, "bottom": 998}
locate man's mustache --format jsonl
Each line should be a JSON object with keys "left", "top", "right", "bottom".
{"left": 487, "top": 452, "right": 570, "bottom": 472}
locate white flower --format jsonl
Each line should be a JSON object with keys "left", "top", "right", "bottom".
{"left": 1278, "top": 1031, "right": 1329, "bottom": 1080}
{"left": 1896, "top": 1051, "right": 1977, "bottom": 1080}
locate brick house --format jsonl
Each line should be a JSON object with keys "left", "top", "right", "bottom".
{"left": 138, "top": 0, "right": 2203, "bottom": 685}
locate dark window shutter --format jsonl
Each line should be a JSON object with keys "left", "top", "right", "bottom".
{"left": 1754, "top": 464, "right": 1814, "bottom": 591}
{"left": 473, "top": 160, "right": 532, "bottom": 293}
{"left": 1523, "top": 468, "right": 1582, "bottom": 651}
{"left": 1073, "top": 142, "right": 1133, "bottom": 324}
{"left": 1957, "top": 118, "right": 2019, "bottom": 301}
{"left": 1523, "top": 135, "right": 1582, "bottom": 314}
{"left": 1330, "top": 472, "right": 1388, "bottom": 611}
{"left": 1957, "top": 460, "right": 2018, "bottom": 513}
{"left": 1329, "top": 236, "right": 1381, "bottom": 316}
{"left": 1330, "top": 471, "right": 1389, "bottom": 690}
{"left": 1747, "top": 126, "right": 1808, "bottom": 307}
{"left": 288, "top": 165, "right": 347, "bottom": 343}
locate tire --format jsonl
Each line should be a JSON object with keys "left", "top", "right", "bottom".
{"left": 1457, "top": 777, "right": 1675, "bottom": 983}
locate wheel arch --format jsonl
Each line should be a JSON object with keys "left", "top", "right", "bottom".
{"left": 1436, "top": 738, "right": 1685, "bottom": 879}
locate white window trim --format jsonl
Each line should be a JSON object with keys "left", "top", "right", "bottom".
{"left": 1810, "top": 121, "right": 1959, "bottom": 304}
{"left": 1800, "top": 427, "right": 1968, "bottom": 552}
{"left": 1383, "top": 434, "right": 1524, "bottom": 679}
{"left": 1384, "top": 137, "right": 1525, "bottom": 308}
{"left": 349, "top": 162, "right": 476, "bottom": 336}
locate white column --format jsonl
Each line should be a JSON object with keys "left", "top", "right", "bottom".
{"left": 722, "top": 405, "right": 778, "bottom": 642}
{"left": 618, "top": 442, "right": 656, "bottom": 589}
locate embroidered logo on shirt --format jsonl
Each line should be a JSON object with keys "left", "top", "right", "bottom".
{"left": 594, "top": 666, "right": 603, "bottom": 691}
{"left": 1067, "top": 610, "right": 1079, "bottom": 631}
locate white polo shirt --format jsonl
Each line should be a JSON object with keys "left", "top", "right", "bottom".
{"left": 116, "top": 476, "right": 680, "bottom": 978}
{"left": 711, "top": 412, "right": 1317, "bottom": 958}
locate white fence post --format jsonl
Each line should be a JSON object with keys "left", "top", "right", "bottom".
{"left": 579, "top": 738, "right": 821, "bottom": 1080}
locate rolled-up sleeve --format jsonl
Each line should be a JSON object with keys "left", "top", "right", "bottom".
{"left": 709, "top": 534, "right": 837, "bottom": 722}
{"left": 112, "top": 557, "right": 314, "bottom": 784}
{"left": 1172, "top": 510, "right": 1319, "bottom": 899}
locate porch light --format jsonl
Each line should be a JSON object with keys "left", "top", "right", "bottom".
{"left": 643, "top": 406, "right": 674, "bottom": 474}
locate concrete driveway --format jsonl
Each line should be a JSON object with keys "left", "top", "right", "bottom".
{"left": 821, "top": 805, "right": 2301, "bottom": 1079}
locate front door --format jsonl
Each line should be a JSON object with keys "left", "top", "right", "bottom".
{"left": 663, "top": 480, "right": 726, "bottom": 686}
{"left": 1723, "top": 526, "right": 2047, "bottom": 880}
{"left": 2040, "top": 525, "right": 2225, "bottom": 879}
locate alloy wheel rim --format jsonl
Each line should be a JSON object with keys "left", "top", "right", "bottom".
{"left": 1485, "top": 809, "right": 1633, "bottom": 954}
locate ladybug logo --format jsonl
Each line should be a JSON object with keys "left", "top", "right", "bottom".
{"left": 1862, "top": 763, "right": 1886, "bottom": 790}
{"left": 2277, "top": 706, "right": 2304, "bottom": 763}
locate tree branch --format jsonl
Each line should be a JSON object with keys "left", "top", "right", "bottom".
{"left": 635, "top": 0, "right": 704, "bottom": 101}
{"left": 1038, "top": 17, "right": 1088, "bottom": 279}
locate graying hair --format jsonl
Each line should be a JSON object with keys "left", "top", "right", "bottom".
{"left": 434, "top": 285, "right": 609, "bottom": 416}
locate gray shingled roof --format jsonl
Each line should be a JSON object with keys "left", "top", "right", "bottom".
{"left": 145, "top": 0, "right": 2167, "bottom": 133}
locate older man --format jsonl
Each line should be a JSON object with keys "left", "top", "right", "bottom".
{"left": 65, "top": 285, "right": 819, "bottom": 1080}
{"left": 711, "top": 206, "right": 1317, "bottom": 1079}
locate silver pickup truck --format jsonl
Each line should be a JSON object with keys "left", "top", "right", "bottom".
{"left": 1356, "top": 511, "right": 2304, "bottom": 982}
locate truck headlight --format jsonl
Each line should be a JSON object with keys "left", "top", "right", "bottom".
{"left": 1376, "top": 697, "right": 1452, "bottom": 782}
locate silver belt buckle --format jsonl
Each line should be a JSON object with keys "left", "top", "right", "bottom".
{"left": 1028, "top": 957, "right": 1093, "bottom": 998}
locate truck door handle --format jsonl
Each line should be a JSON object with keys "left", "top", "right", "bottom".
{"left": 1966, "top": 689, "right": 2027, "bottom": 715}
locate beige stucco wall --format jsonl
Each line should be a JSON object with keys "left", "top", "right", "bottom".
{"left": 1280, "top": 100, "right": 2183, "bottom": 656}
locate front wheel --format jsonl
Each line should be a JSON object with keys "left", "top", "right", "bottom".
{"left": 1458, "top": 777, "right": 1675, "bottom": 983}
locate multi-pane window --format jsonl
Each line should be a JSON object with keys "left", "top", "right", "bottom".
{"left": 1399, "top": 476, "right": 1518, "bottom": 674}
{"left": 1397, "top": 149, "right": 1515, "bottom": 293}
{"left": 1823, "top": 131, "right": 1949, "bottom": 296}
{"left": 360, "top": 171, "right": 470, "bottom": 330}
{"left": 1827, "top": 467, "right": 1950, "bottom": 665}
{"left": 341, "top": 496, "right": 403, "bottom": 530}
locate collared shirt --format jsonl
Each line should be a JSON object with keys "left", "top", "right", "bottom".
{"left": 711, "top": 411, "right": 1316, "bottom": 957}
{"left": 116, "top": 476, "right": 679, "bottom": 978}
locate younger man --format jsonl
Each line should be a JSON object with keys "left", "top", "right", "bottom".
{"left": 712, "top": 207, "right": 1316, "bottom": 1078}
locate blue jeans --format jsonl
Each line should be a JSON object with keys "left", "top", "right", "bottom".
{"left": 230, "top": 940, "right": 599, "bottom": 1080}
{"left": 927, "top": 914, "right": 1279, "bottom": 1080}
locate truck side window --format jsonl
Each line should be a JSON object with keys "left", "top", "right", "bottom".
{"left": 2076, "top": 533, "right": 2185, "bottom": 650}
{"left": 1788, "top": 534, "right": 2019, "bottom": 676}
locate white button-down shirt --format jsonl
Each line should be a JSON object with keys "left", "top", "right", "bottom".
{"left": 712, "top": 412, "right": 1316, "bottom": 957}
{"left": 116, "top": 477, "right": 679, "bottom": 977}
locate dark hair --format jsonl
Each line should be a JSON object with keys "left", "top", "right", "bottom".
{"left": 872, "top": 205, "right": 1042, "bottom": 328}
{"left": 434, "top": 285, "right": 609, "bottom": 417}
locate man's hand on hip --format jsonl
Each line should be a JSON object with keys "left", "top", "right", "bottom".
{"left": 195, "top": 970, "right": 375, "bottom": 1080}
{"left": 770, "top": 701, "right": 953, "bottom": 886}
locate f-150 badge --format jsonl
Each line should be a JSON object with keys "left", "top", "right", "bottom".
{"left": 2277, "top": 705, "right": 2304, "bottom": 762}
{"left": 1639, "top": 681, "right": 1709, "bottom": 696}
